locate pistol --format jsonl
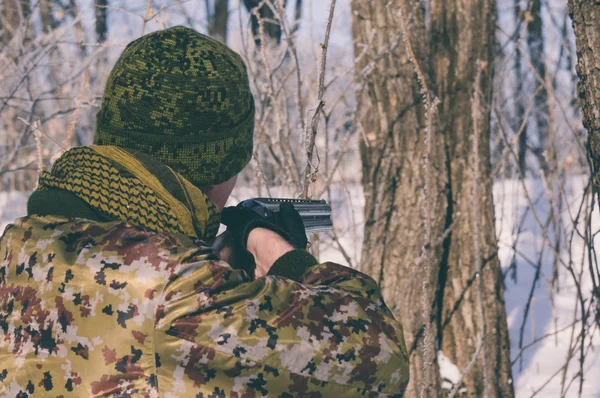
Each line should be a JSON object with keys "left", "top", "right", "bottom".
{"left": 239, "top": 197, "right": 332, "bottom": 233}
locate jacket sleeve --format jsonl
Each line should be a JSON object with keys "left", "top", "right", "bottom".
{"left": 157, "top": 248, "right": 410, "bottom": 397}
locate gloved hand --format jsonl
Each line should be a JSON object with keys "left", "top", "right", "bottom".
{"left": 219, "top": 201, "right": 309, "bottom": 276}
{"left": 219, "top": 204, "right": 292, "bottom": 276}
{"left": 271, "top": 202, "right": 308, "bottom": 250}
{"left": 236, "top": 200, "right": 308, "bottom": 250}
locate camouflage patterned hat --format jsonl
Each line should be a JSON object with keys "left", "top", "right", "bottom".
{"left": 94, "top": 26, "right": 255, "bottom": 187}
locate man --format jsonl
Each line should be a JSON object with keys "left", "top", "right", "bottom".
{"left": 0, "top": 26, "right": 409, "bottom": 397}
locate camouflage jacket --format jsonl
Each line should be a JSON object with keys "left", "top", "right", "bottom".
{"left": 0, "top": 215, "right": 409, "bottom": 397}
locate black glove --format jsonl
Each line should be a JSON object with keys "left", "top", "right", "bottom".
{"left": 236, "top": 200, "right": 308, "bottom": 250}
{"left": 272, "top": 202, "right": 308, "bottom": 250}
{"left": 219, "top": 204, "right": 291, "bottom": 276}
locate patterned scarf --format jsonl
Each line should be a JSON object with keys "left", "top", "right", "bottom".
{"left": 35, "top": 146, "right": 221, "bottom": 241}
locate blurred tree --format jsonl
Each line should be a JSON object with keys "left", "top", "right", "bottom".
{"left": 292, "top": 0, "right": 301, "bottom": 33}
{"left": 515, "top": 1, "right": 550, "bottom": 176}
{"left": 243, "top": 0, "right": 283, "bottom": 45}
{"left": 95, "top": 0, "right": 108, "bottom": 43}
{"left": 352, "top": 0, "right": 514, "bottom": 396}
{"left": 527, "top": 0, "right": 550, "bottom": 174}
{"left": 569, "top": 1, "right": 600, "bottom": 210}
{"left": 64, "top": 0, "right": 87, "bottom": 55}
{"left": 39, "top": 0, "right": 58, "bottom": 32}
{"left": 515, "top": 2, "right": 528, "bottom": 175}
{"left": 242, "top": 0, "right": 305, "bottom": 46}
{"left": 207, "top": 0, "right": 229, "bottom": 43}
{"left": 0, "top": 0, "right": 31, "bottom": 44}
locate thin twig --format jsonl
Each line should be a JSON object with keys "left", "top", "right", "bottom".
{"left": 302, "top": 0, "right": 337, "bottom": 198}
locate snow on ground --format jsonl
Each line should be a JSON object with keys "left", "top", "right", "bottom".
{"left": 495, "top": 176, "right": 600, "bottom": 397}
{"left": 1, "top": 176, "right": 599, "bottom": 397}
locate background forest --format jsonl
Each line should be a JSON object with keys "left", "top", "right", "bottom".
{"left": 1, "top": 0, "right": 599, "bottom": 396}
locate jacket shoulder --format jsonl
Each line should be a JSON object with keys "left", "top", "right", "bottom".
{"left": 0, "top": 215, "right": 219, "bottom": 397}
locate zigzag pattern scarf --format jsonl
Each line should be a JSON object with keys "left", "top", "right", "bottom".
{"left": 36, "top": 146, "right": 221, "bottom": 241}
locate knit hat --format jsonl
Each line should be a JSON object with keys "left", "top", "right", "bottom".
{"left": 94, "top": 26, "right": 255, "bottom": 187}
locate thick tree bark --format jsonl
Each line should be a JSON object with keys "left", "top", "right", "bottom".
{"left": 430, "top": 0, "right": 514, "bottom": 396}
{"left": 352, "top": 3, "right": 444, "bottom": 395}
{"left": 208, "top": 0, "right": 229, "bottom": 43}
{"left": 568, "top": 1, "right": 600, "bottom": 209}
{"left": 352, "top": 0, "right": 514, "bottom": 396}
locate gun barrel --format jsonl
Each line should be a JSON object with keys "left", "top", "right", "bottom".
{"left": 303, "top": 218, "right": 333, "bottom": 234}
{"left": 253, "top": 197, "right": 333, "bottom": 234}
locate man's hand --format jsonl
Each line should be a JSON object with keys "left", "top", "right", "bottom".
{"left": 247, "top": 228, "right": 294, "bottom": 277}
{"left": 272, "top": 202, "right": 308, "bottom": 249}
{"left": 219, "top": 205, "right": 293, "bottom": 278}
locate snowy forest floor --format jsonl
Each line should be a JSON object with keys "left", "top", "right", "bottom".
{"left": 2, "top": 176, "right": 599, "bottom": 397}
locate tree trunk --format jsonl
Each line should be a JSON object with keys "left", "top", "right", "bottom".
{"left": 292, "top": 0, "right": 302, "bottom": 33}
{"left": 430, "top": 0, "right": 514, "bottom": 395}
{"left": 208, "top": 0, "right": 229, "bottom": 43}
{"left": 39, "top": 0, "right": 58, "bottom": 32}
{"left": 65, "top": 0, "right": 87, "bottom": 55}
{"left": 527, "top": 0, "right": 550, "bottom": 173}
{"left": 95, "top": 0, "right": 108, "bottom": 43}
{"left": 352, "top": 0, "right": 514, "bottom": 396}
{"left": 1, "top": 0, "right": 31, "bottom": 44}
{"left": 568, "top": 1, "right": 600, "bottom": 209}
{"left": 352, "top": 2, "right": 444, "bottom": 395}
{"left": 515, "top": 1, "right": 528, "bottom": 176}
{"left": 243, "top": 0, "right": 285, "bottom": 46}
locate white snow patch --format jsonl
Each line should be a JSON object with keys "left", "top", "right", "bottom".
{"left": 438, "top": 350, "right": 461, "bottom": 390}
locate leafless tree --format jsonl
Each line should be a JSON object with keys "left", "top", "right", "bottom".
{"left": 515, "top": 1, "right": 528, "bottom": 175}
{"left": 1, "top": 0, "right": 31, "bottom": 44}
{"left": 527, "top": 0, "right": 549, "bottom": 171}
{"left": 0, "top": 1, "right": 598, "bottom": 396}
{"left": 569, "top": 1, "right": 600, "bottom": 212}
{"left": 568, "top": 1, "right": 600, "bottom": 356}
{"left": 351, "top": 0, "right": 513, "bottom": 396}
{"left": 39, "top": 0, "right": 58, "bottom": 32}
{"left": 96, "top": 0, "right": 108, "bottom": 43}
{"left": 207, "top": 0, "right": 229, "bottom": 43}
{"left": 243, "top": 0, "right": 282, "bottom": 45}
{"left": 242, "top": 0, "right": 304, "bottom": 46}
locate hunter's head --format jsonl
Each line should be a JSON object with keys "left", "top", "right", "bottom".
{"left": 93, "top": 26, "right": 254, "bottom": 209}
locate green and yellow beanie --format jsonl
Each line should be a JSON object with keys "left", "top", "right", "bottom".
{"left": 94, "top": 26, "right": 255, "bottom": 187}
